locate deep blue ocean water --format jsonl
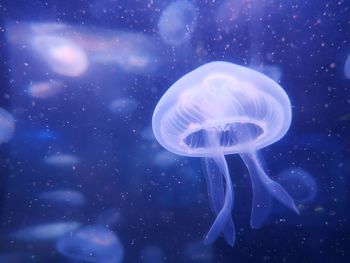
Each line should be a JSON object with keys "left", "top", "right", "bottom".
{"left": 0, "top": 0, "right": 349, "bottom": 262}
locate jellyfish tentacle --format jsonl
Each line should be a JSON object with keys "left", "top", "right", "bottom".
{"left": 203, "top": 152, "right": 234, "bottom": 246}
{"left": 240, "top": 152, "right": 299, "bottom": 229}
{"left": 202, "top": 157, "right": 235, "bottom": 246}
{"left": 240, "top": 153, "right": 272, "bottom": 228}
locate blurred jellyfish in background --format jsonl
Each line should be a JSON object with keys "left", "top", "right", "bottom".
{"left": 140, "top": 246, "right": 165, "bottom": 263}
{"left": 9, "top": 222, "right": 81, "bottom": 241}
{"left": 153, "top": 150, "right": 182, "bottom": 168}
{"left": 32, "top": 34, "right": 88, "bottom": 77}
{"left": 344, "top": 54, "right": 350, "bottom": 79}
{"left": 158, "top": 0, "right": 197, "bottom": 46}
{"left": 38, "top": 189, "right": 86, "bottom": 207}
{"left": 0, "top": 253, "right": 33, "bottom": 263}
{"left": 140, "top": 126, "right": 156, "bottom": 142}
{"left": 96, "top": 208, "right": 121, "bottom": 228}
{"left": 30, "top": 22, "right": 68, "bottom": 34}
{"left": 251, "top": 64, "right": 282, "bottom": 83}
{"left": 45, "top": 153, "right": 80, "bottom": 167}
{"left": 28, "top": 80, "right": 65, "bottom": 99}
{"left": 56, "top": 225, "right": 124, "bottom": 263}
{"left": 184, "top": 240, "right": 214, "bottom": 262}
{"left": 87, "top": 31, "right": 162, "bottom": 74}
{"left": 16, "top": 128, "right": 58, "bottom": 144}
{"left": 6, "top": 22, "right": 161, "bottom": 78}
{"left": 215, "top": 0, "right": 245, "bottom": 33}
{"left": 0, "top": 108, "right": 15, "bottom": 144}
{"left": 108, "top": 97, "right": 138, "bottom": 116}
{"left": 277, "top": 168, "right": 318, "bottom": 205}
{"left": 88, "top": 0, "right": 120, "bottom": 19}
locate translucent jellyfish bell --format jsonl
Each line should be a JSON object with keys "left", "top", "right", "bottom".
{"left": 152, "top": 61, "right": 299, "bottom": 246}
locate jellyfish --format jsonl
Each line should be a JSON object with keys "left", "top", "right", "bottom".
{"left": 0, "top": 108, "right": 15, "bottom": 144}
{"left": 45, "top": 153, "right": 80, "bottom": 167}
{"left": 251, "top": 64, "right": 282, "bottom": 83}
{"left": 38, "top": 189, "right": 86, "bottom": 206}
{"left": 344, "top": 54, "right": 350, "bottom": 79}
{"left": 10, "top": 222, "right": 81, "bottom": 241}
{"left": 56, "top": 225, "right": 124, "bottom": 263}
{"left": 152, "top": 61, "right": 299, "bottom": 246}
{"left": 140, "top": 246, "right": 165, "bottom": 263}
{"left": 184, "top": 240, "right": 214, "bottom": 262}
{"left": 158, "top": 0, "right": 197, "bottom": 46}
{"left": 276, "top": 168, "right": 317, "bottom": 205}
{"left": 108, "top": 97, "right": 138, "bottom": 116}
{"left": 28, "top": 80, "right": 64, "bottom": 98}
{"left": 95, "top": 208, "right": 121, "bottom": 228}
{"left": 32, "top": 34, "right": 88, "bottom": 77}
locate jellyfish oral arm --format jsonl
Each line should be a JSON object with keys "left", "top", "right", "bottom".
{"left": 203, "top": 156, "right": 235, "bottom": 246}
{"left": 240, "top": 152, "right": 299, "bottom": 229}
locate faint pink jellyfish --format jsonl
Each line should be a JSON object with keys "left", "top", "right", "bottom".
{"left": 32, "top": 35, "right": 88, "bottom": 77}
{"left": 152, "top": 61, "right": 299, "bottom": 246}
{"left": 28, "top": 80, "right": 64, "bottom": 98}
{"left": 56, "top": 225, "right": 124, "bottom": 263}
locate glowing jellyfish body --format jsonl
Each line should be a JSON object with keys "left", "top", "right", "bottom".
{"left": 158, "top": 0, "right": 197, "bottom": 46}
{"left": 0, "top": 108, "right": 15, "bottom": 144}
{"left": 152, "top": 61, "right": 299, "bottom": 246}
{"left": 32, "top": 35, "right": 88, "bottom": 77}
{"left": 56, "top": 225, "right": 124, "bottom": 263}
{"left": 345, "top": 54, "right": 350, "bottom": 79}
